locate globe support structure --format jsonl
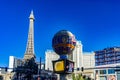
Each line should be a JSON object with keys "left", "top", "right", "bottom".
{"left": 52, "top": 30, "right": 76, "bottom": 80}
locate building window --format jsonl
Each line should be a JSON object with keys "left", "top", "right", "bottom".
{"left": 100, "top": 70, "right": 106, "bottom": 74}
{"left": 108, "top": 69, "right": 115, "bottom": 74}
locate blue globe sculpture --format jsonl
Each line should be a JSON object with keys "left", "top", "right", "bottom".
{"left": 52, "top": 30, "right": 76, "bottom": 55}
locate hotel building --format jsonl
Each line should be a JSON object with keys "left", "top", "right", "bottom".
{"left": 94, "top": 47, "right": 120, "bottom": 80}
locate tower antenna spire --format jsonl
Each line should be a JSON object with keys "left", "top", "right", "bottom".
{"left": 24, "top": 10, "right": 35, "bottom": 60}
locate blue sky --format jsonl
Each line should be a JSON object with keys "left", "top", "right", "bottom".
{"left": 0, "top": 0, "right": 120, "bottom": 66}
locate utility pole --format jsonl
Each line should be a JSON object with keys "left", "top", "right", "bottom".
{"left": 39, "top": 57, "right": 41, "bottom": 75}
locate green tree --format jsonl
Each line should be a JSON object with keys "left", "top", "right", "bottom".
{"left": 72, "top": 73, "right": 76, "bottom": 80}
{"left": 72, "top": 73, "right": 84, "bottom": 80}
{"left": 13, "top": 58, "right": 38, "bottom": 80}
{"left": 23, "top": 58, "right": 38, "bottom": 80}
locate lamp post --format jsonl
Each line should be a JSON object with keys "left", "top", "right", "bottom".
{"left": 52, "top": 30, "right": 76, "bottom": 80}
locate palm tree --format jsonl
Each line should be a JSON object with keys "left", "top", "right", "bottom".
{"left": 72, "top": 73, "right": 76, "bottom": 80}
{"left": 72, "top": 73, "right": 92, "bottom": 80}
{"left": 72, "top": 73, "right": 84, "bottom": 80}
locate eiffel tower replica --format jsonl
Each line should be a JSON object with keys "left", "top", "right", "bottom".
{"left": 10, "top": 11, "right": 38, "bottom": 80}
{"left": 12, "top": 11, "right": 38, "bottom": 80}
{"left": 24, "top": 10, "right": 35, "bottom": 61}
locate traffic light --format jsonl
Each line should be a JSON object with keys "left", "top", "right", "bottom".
{"left": 77, "top": 68, "right": 80, "bottom": 71}
{"left": 87, "top": 77, "right": 91, "bottom": 80}
{"left": 5, "top": 67, "right": 7, "bottom": 72}
{"left": 81, "top": 67, "right": 84, "bottom": 72}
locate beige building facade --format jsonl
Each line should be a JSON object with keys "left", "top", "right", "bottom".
{"left": 82, "top": 52, "right": 95, "bottom": 79}
{"left": 45, "top": 50, "right": 59, "bottom": 71}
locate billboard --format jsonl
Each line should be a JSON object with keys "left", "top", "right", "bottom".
{"left": 108, "top": 75, "right": 116, "bottom": 80}
{"left": 52, "top": 59, "right": 74, "bottom": 74}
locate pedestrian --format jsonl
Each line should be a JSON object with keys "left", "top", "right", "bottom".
{"left": 37, "top": 76, "right": 40, "bottom": 80}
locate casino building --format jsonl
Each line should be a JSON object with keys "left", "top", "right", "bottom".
{"left": 94, "top": 47, "right": 120, "bottom": 80}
